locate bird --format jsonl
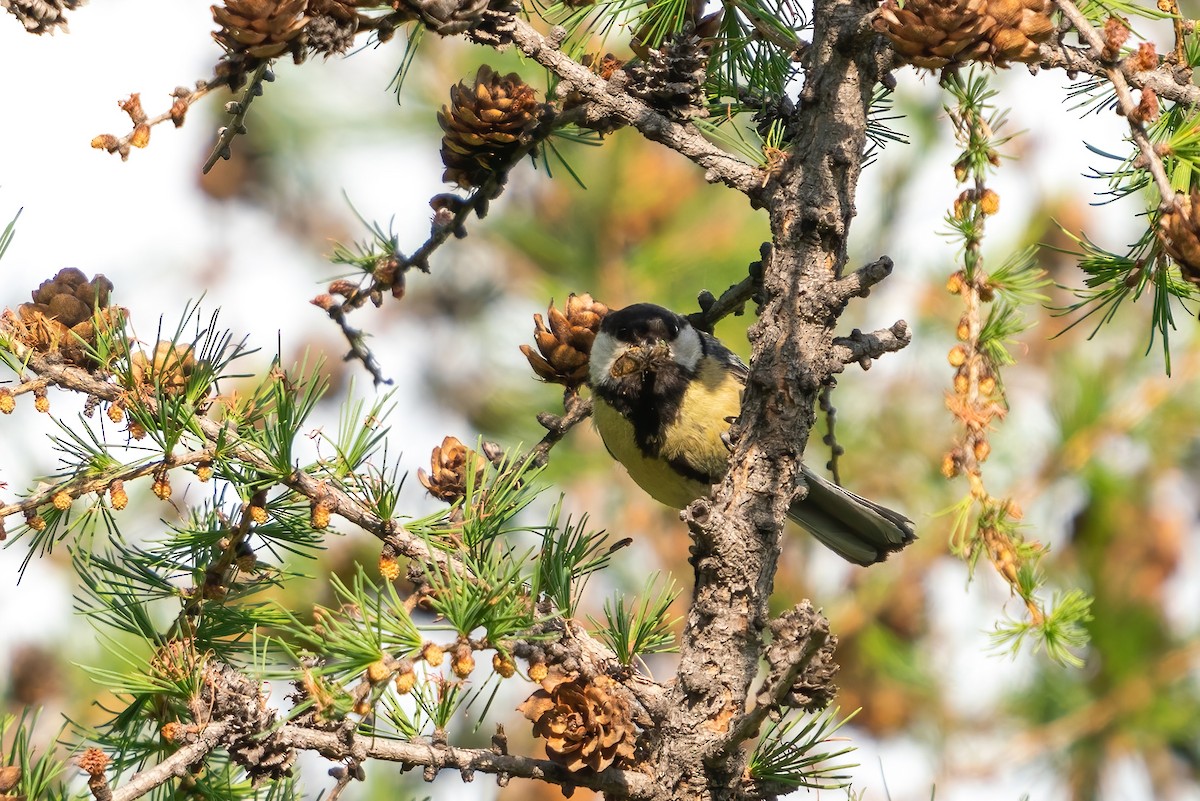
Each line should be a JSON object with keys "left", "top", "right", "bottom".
{"left": 587, "top": 302, "right": 915, "bottom": 565}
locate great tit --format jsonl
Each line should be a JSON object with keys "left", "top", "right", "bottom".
{"left": 587, "top": 302, "right": 915, "bottom": 566}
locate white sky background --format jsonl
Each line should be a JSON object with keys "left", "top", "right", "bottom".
{"left": 1, "top": 4, "right": 1197, "bottom": 801}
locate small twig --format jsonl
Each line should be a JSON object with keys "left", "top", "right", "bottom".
{"left": 830, "top": 320, "right": 911, "bottom": 368}
{"left": 91, "top": 82, "right": 222, "bottom": 162}
{"left": 1035, "top": 40, "right": 1198, "bottom": 105}
{"left": 277, "top": 724, "right": 656, "bottom": 799}
{"left": 688, "top": 248, "right": 767, "bottom": 334}
{"left": 834, "top": 255, "right": 894, "bottom": 302}
{"left": 510, "top": 19, "right": 760, "bottom": 195}
{"left": 325, "top": 302, "right": 393, "bottom": 387}
{"left": 526, "top": 390, "right": 594, "bottom": 467}
{"left": 0, "top": 449, "right": 212, "bottom": 523}
{"left": 325, "top": 762, "right": 360, "bottom": 800}
{"left": 817, "top": 385, "right": 843, "bottom": 485}
{"left": 6, "top": 344, "right": 462, "bottom": 575}
{"left": 1053, "top": 0, "right": 1176, "bottom": 206}
{"left": 202, "top": 63, "right": 272, "bottom": 174}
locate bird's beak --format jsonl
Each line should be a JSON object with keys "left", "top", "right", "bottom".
{"left": 610, "top": 342, "right": 670, "bottom": 378}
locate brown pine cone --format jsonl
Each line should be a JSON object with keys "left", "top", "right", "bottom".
{"left": 3, "top": 0, "right": 86, "bottom": 35}
{"left": 875, "top": 0, "right": 995, "bottom": 68}
{"left": 438, "top": 66, "right": 546, "bottom": 190}
{"left": 876, "top": 0, "right": 1052, "bottom": 68}
{"left": 518, "top": 672, "right": 636, "bottom": 772}
{"left": 211, "top": 0, "right": 310, "bottom": 59}
{"left": 9, "top": 268, "right": 120, "bottom": 368}
{"left": 304, "top": 0, "right": 367, "bottom": 55}
{"left": 626, "top": 32, "right": 710, "bottom": 121}
{"left": 981, "top": 0, "right": 1053, "bottom": 63}
{"left": 1160, "top": 192, "right": 1200, "bottom": 284}
{"left": 417, "top": 435, "right": 485, "bottom": 503}
{"left": 520, "top": 294, "right": 609, "bottom": 388}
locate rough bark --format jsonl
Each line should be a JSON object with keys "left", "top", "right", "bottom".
{"left": 648, "top": 0, "right": 890, "bottom": 797}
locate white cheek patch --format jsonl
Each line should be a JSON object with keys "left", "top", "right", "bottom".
{"left": 671, "top": 325, "right": 702, "bottom": 372}
{"left": 589, "top": 332, "right": 623, "bottom": 386}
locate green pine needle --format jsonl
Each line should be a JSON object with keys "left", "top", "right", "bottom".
{"left": 748, "top": 707, "right": 859, "bottom": 789}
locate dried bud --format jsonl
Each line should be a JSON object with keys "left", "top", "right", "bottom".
{"left": 493, "top": 652, "right": 516, "bottom": 678}
{"left": 250, "top": 505, "right": 268, "bottom": 524}
{"left": 34, "top": 393, "right": 50, "bottom": 413}
{"left": 1133, "top": 87, "right": 1159, "bottom": 125}
{"left": 1101, "top": 16, "right": 1130, "bottom": 61}
{"left": 107, "top": 401, "right": 125, "bottom": 423}
{"left": 161, "top": 721, "right": 185, "bottom": 743}
{"left": 451, "top": 643, "right": 475, "bottom": 679}
{"left": 941, "top": 451, "right": 962, "bottom": 478}
{"left": 1127, "top": 41, "right": 1158, "bottom": 72}
{"left": 394, "top": 662, "right": 416, "bottom": 694}
{"left": 119, "top": 93, "right": 147, "bottom": 124}
{"left": 152, "top": 473, "right": 172, "bottom": 501}
{"left": 366, "top": 659, "right": 393, "bottom": 685}
{"left": 130, "top": 124, "right": 151, "bottom": 149}
{"left": 311, "top": 499, "right": 332, "bottom": 529}
{"left": 76, "top": 747, "right": 110, "bottom": 777}
{"left": 974, "top": 439, "right": 992, "bottom": 461}
{"left": 170, "top": 98, "right": 189, "bottom": 127}
{"left": 953, "top": 372, "right": 970, "bottom": 394}
{"left": 0, "top": 389, "right": 14, "bottom": 415}
{"left": 528, "top": 661, "right": 548, "bottom": 682}
{"left": 956, "top": 318, "right": 970, "bottom": 341}
{"left": 948, "top": 345, "right": 968, "bottom": 367}
{"left": 196, "top": 461, "right": 214, "bottom": 482}
{"left": 979, "top": 188, "right": 1000, "bottom": 216}
{"left": 52, "top": 491, "right": 72, "bottom": 511}
{"left": 127, "top": 421, "right": 147, "bottom": 440}
{"left": 379, "top": 553, "right": 401, "bottom": 581}
{"left": 946, "top": 272, "right": 966, "bottom": 295}
{"left": 979, "top": 375, "right": 997, "bottom": 395}
{"left": 91, "top": 134, "right": 121, "bottom": 152}
{"left": 422, "top": 642, "right": 445, "bottom": 667}
{"left": 0, "top": 765, "right": 19, "bottom": 793}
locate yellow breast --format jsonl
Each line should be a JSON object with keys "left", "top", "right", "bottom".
{"left": 592, "top": 358, "right": 742, "bottom": 510}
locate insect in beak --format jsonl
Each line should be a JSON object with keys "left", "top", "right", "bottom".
{"left": 611, "top": 347, "right": 646, "bottom": 377}
{"left": 610, "top": 342, "right": 670, "bottom": 378}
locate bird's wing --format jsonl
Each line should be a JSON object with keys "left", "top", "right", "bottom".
{"left": 698, "top": 330, "right": 749, "bottom": 384}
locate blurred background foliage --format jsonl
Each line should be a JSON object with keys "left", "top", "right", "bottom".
{"left": 3, "top": 9, "right": 1200, "bottom": 801}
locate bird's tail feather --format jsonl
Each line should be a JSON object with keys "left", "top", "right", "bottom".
{"left": 787, "top": 466, "right": 916, "bottom": 566}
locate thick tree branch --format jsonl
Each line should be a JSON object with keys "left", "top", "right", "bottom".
{"left": 509, "top": 19, "right": 761, "bottom": 196}
{"left": 654, "top": 0, "right": 891, "bottom": 796}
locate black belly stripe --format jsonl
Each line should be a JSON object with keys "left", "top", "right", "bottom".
{"left": 593, "top": 362, "right": 692, "bottom": 459}
{"left": 667, "top": 454, "right": 719, "bottom": 485}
